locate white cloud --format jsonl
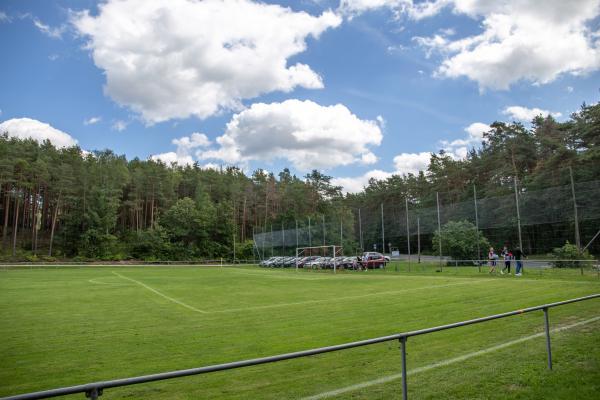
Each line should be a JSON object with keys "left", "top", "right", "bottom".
{"left": 334, "top": 120, "right": 491, "bottom": 192}
{"left": 0, "top": 118, "right": 78, "bottom": 148}
{"left": 84, "top": 116, "right": 101, "bottom": 125}
{"left": 0, "top": 11, "right": 11, "bottom": 23}
{"left": 333, "top": 151, "right": 431, "bottom": 193}
{"left": 33, "top": 18, "right": 66, "bottom": 39}
{"left": 418, "top": 0, "right": 600, "bottom": 90}
{"left": 150, "top": 151, "right": 194, "bottom": 166}
{"left": 440, "top": 122, "right": 489, "bottom": 159}
{"left": 566, "top": 86, "right": 574, "bottom": 93}
{"left": 393, "top": 151, "right": 431, "bottom": 175}
{"left": 502, "top": 106, "right": 562, "bottom": 122}
{"left": 150, "top": 151, "right": 194, "bottom": 165}
{"left": 346, "top": 0, "right": 600, "bottom": 90}
{"left": 150, "top": 132, "right": 211, "bottom": 166}
{"left": 198, "top": 99, "right": 383, "bottom": 170}
{"left": 464, "top": 122, "right": 490, "bottom": 140}
{"left": 112, "top": 120, "right": 127, "bottom": 132}
{"left": 173, "top": 132, "right": 211, "bottom": 151}
{"left": 72, "top": 0, "right": 341, "bottom": 124}
{"left": 332, "top": 169, "right": 394, "bottom": 193}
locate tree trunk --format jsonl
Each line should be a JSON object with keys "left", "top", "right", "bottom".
{"left": 2, "top": 191, "right": 9, "bottom": 249}
{"left": 48, "top": 193, "right": 60, "bottom": 257}
{"left": 31, "top": 190, "right": 38, "bottom": 253}
{"left": 12, "top": 193, "right": 20, "bottom": 257}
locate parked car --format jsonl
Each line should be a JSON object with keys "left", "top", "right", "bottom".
{"left": 360, "top": 252, "right": 387, "bottom": 269}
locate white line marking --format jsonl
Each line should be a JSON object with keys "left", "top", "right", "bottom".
{"left": 88, "top": 278, "right": 131, "bottom": 286}
{"left": 112, "top": 271, "right": 209, "bottom": 314}
{"left": 209, "top": 280, "right": 492, "bottom": 314}
{"left": 301, "top": 315, "right": 600, "bottom": 400}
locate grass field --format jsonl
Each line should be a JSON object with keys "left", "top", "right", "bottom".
{"left": 1, "top": 264, "right": 599, "bottom": 399}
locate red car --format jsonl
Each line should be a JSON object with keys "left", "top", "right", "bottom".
{"left": 360, "top": 252, "right": 387, "bottom": 269}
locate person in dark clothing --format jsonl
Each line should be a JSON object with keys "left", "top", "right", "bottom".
{"left": 513, "top": 247, "right": 526, "bottom": 276}
{"left": 501, "top": 246, "right": 512, "bottom": 275}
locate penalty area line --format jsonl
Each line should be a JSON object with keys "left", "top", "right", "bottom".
{"left": 111, "top": 271, "right": 209, "bottom": 314}
{"left": 301, "top": 315, "right": 600, "bottom": 400}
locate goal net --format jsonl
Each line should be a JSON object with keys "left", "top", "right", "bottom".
{"left": 295, "top": 245, "right": 343, "bottom": 273}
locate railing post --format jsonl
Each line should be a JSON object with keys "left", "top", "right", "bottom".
{"left": 543, "top": 307, "right": 552, "bottom": 370}
{"left": 399, "top": 336, "right": 408, "bottom": 400}
{"left": 85, "top": 387, "right": 102, "bottom": 399}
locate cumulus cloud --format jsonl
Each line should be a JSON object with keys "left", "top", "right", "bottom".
{"left": 415, "top": 0, "right": 600, "bottom": 90}
{"left": 502, "top": 106, "right": 562, "bottom": 122}
{"left": 150, "top": 151, "right": 194, "bottom": 166}
{"left": 332, "top": 169, "right": 394, "bottom": 193}
{"left": 84, "top": 116, "right": 101, "bottom": 125}
{"left": 334, "top": 121, "right": 491, "bottom": 193}
{"left": 393, "top": 152, "right": 431, "bottom": 175}
{"left": 0, "top": 118, "right": 78, "bottom": 148}
{"left": 440, "top": 122, "right": 490, "bottom": 159}
{"left": 344, "top": 0, "right": 600, "bottom": 90}
{"left": 150, "top": 132, "right": 211, "bottom": 166}
{"left": 198, "top": 99, "right": 383, "bottom": 170}
{"left": 71, "top": 0, "right": 341, "bottom": 123}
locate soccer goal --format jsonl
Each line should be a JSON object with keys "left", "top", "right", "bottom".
{"left": 295, "top": 245, "right": 343, "bottom": 273}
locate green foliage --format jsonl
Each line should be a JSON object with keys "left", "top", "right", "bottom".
{"left": 432, "top": 220, "right": 490, "bottom": 263}
{"left": 551, "top": 241, "right": 594, "bottom": 268}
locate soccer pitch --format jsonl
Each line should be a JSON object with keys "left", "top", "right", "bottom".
{"left": 1, "top": 265, "right": 599, "bottom": 399}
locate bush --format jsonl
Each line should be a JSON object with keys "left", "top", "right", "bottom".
{"left": 432, "top": 220, "right": 491, "bottom": 264}
{"left": 551, "top": 241, "right": 594, "bottom": 268}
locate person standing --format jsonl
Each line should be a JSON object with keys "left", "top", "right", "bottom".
{"left": 501, "top": 246, "right": 512, "bottom": 275}
{"left": 488, "top": 247, "right": 497, "bottom": 274}
{"left": 513, "top": 247, "right": 526, "bottom": 276}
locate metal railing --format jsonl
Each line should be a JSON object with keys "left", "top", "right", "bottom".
{"left": 2, "top": 293, "right": 599, "bottom": 400}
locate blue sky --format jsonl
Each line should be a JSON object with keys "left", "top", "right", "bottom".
{"left": 1, "top": 0, "right": 599, "bottom": 192}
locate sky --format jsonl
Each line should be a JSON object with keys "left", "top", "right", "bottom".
{"left": 1, "top": 0, "right": 599, "bottom": 192}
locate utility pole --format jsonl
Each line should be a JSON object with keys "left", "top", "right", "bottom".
{"left": 569, "top": 166, "right": 581, "bottom": 251}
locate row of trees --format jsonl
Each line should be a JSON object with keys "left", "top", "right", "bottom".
{"left": 1, "top": 101, "right": 598, "bottom": 260}
{"left": 0, "top": 136, "right": 350, "bottom": 260}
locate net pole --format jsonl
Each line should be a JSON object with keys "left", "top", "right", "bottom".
{"left": 358, "top": 208, "right": 363, "bottom": 251}
{"left": 295, "top": 219, "right": 299, "bottom": 249}
{"left": 474, "top": 185, "right": 481, "bottom": 264}
{"left": 281, "top": 222, "right": 285, "bottom": 256}
{"left": 340, "top": 218, "right": 343, "bottom": 249}
{"left": 270, "top": 224, "right": 274, "bottom": 257}
{"left": 308, "top": 216, "right": 312, "bottom": 247}
{"left": 322, "top": 215, "right": 326, "bottom": 247}
{"left": 417, "top": 216, "right": 421, "bottom": 264}
{"left": 569, "top": 166, "right": 581, "bottom": 251}
{"left": 513, "top": 177, "right": 523, "bottom": 254}
{"left": 261, "top": 226, "right": 265, "bottom": 259}
{"left": 295, "top": 246, "right": 298, "bottom": 271}
{"left": 405, "top": 197, "right": 411, "bottom": 272}
{"left": 436, "top": 192, "right": 443, "bottom": 271}
{"left": 333, "top": 245, "right": 337, "bottom": 274}
{"left": 381, "top": 203, "right": 385, "bottom": 256}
